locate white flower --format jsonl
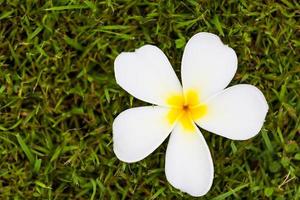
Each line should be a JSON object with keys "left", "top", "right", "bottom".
{"left": 112, "top": 32, "right": 268, "bottom": 196}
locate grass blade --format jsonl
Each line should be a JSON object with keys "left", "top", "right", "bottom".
{"left": 16, "top": 134, "right": 35, "bottom": 164}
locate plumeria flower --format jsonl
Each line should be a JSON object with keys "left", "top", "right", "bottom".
{"left": 113, "top": 32, "right": 268, "bottom": 196}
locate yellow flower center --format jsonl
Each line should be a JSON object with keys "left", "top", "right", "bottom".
{"left": 166, "top": 90, "right": 207, "bottom": 132}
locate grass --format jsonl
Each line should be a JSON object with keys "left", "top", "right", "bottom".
{"left": 0, "top": 0, "right": 299, "bottom": 199}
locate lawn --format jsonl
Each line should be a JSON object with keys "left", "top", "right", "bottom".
{"left": 0, "top": 0, "right": 299, "bottom": 199}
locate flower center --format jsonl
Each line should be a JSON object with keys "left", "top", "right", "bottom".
{"left": 182, "top": 104, "right": 189, "bottom": 111}
{"left": 166, "top": 90, "right": 207, "bottom": 132}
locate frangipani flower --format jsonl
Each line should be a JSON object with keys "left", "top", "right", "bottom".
{"left": 113, "top": 32, "right": 268, "bottom": 196}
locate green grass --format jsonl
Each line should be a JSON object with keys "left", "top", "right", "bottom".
{"left": 0, "top": 0, "right": 299, "bottom": 199}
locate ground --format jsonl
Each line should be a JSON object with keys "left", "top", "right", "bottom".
{"left": 0, "top": 0, "right": 299, "bottom": 199}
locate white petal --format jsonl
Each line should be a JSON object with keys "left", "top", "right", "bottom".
{"left": 196, "top": 84, "right": 268, "bottom": 140}
{"left": 181, "top": 32, "right": 238, "bottom": 101}
{"left": 113, "top": 106, "right": 174, "bottom": 163}
{"left": 165, "top": 123, "right": 214, "bottom": 196}
{"left": 114, "top": 45, "right": 182, "bottom": 106}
